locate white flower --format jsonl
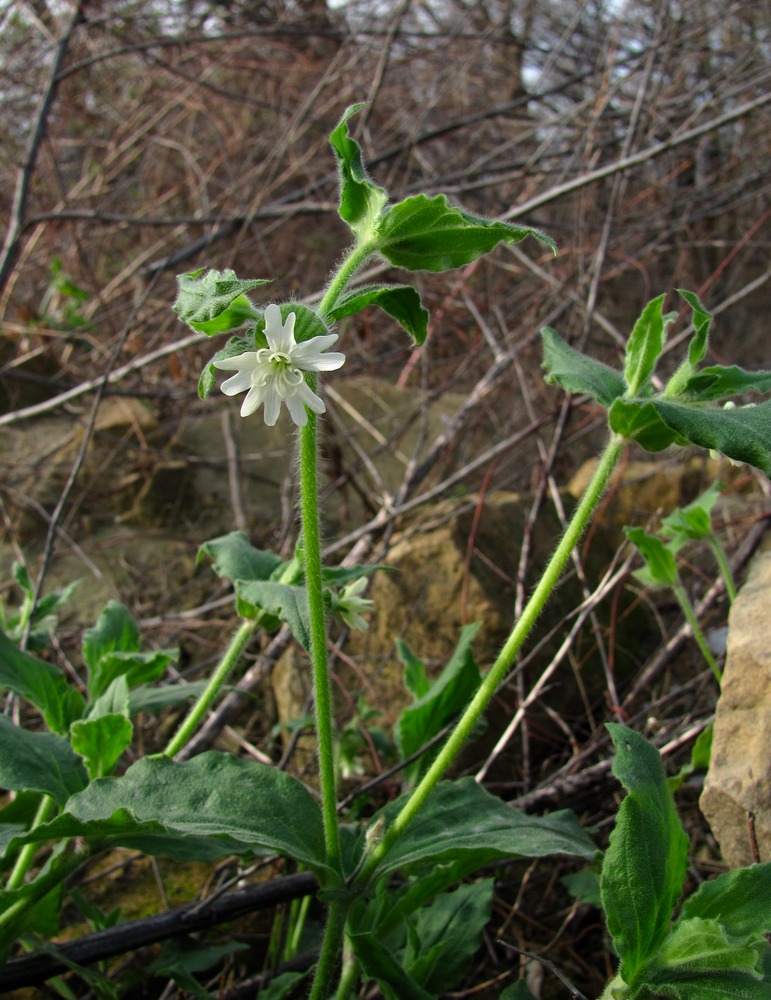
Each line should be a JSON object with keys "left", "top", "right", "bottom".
{"left": 213, "top": 304, "right": 345, "bottom": 426}
{"left": 333, "top": 577, "right": 374, "bottom": 631}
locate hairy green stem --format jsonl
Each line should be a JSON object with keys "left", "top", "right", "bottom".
{"left": 354, "top": 436, "right": 625, "bottom": 886}
{"left": 164, "top": 618, "right": 256, "bottom": 758}
{"left": 0, "top": 845, "right": 90, "bottom": 933}
{"left": 299, "top": 396, "right": 342, "bottom": 876}
{"left": 317, "top": 240, "right": 377, "bottom": 322}
{"left": 308, "top": 899, "right": 349, "bottom": 1000}
{"left": 332, "top": 941, "right": 359, "bottom": 1000}
{"left": 672, "top": 582, "right": 721, "bottom": 682}
{"left": 5, "top": 794, "right": 56, "bottom": 891}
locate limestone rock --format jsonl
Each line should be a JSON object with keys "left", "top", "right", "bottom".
{"left": 700, "top": 537, "right": 771, "bottom": 867}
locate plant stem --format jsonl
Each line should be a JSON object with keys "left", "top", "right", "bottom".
{"left": 299, "top": 396, "right": 342, "bottom": 876}
{"left": 0, "top": 845, "right": 90, "bottom": 933}
{"left": 354, "top": 436, "right": 625, "bottom": 886}
{"left": 308, "top": 899, "right": 349, "bottom": 1000}
{"left": 709, "top": 537, "right": 737, "bottom": 603}
{"left": 333, "top": 941, "right": 359, "bottom": 1000}
{"left": 5, "top": 794, "right": 56, "bottom": 891}
{"left": 164, "top": 618, "right": 257, "bottom": 758}
{"left": 317, "top": 241, "right": 377, "bottom": 321}
{"left": 672, "top": 582, "right": 721, "bottom": 682}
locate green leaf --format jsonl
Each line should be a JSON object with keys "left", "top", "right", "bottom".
{"left": 173, "top": 268, "right": 266, "bottom": 333}
{"left": 87, "top": 675, "right": 130, "bottom": 720}
{"left": 679, "top": 862, "right": 771, "bottom": 943}
{"left": 624, "top": 527, "right": 679, "bottom": 588}
{"left": 327, "top": 283, "right": 429, "bottom": 345}
{"left": 648, "top": 398, "right": 771, "bottom": 477}
{"left": 640, "top": 969, "right": 771, "bottom": 999}
{"left": 198, "top": 333, "right": 253, "bottom": 399}
{"left": 404, "top": 879, "right": 494, "bottom": 993}
{"left": 600, "top": 724, "right": 689, "bottom": 985}
{"left": 0, "top": 630, "right": 84, "bottom": 734}
{"left": 659, "top": 483, "right": 721, "bottom": 548}
{"left": 198, "top": 531, "right": 285, "bottom": 584}
{"left": 329, "top": 104, "right": 389, "bottom": 239}
{"left": 562, "top": 865, "right": 603, "bottom": 907}
{"left": 667, "top": 723, "right": 712, "bottom": 793}
{"left": 376, "top": 193, "right": 556, "bottom": 272}
{"left": 74, "top": 753, "right": 330, "bottom": 876}
{"left": 128, "top": 680, "right": 208, "bottom": 714}
{"left": 365, "top": 777, "right": 596, "bottom": 879}
{"left": 349, "top": 930, "right": 435, "bottom": 1000}
{"left": 70, "top": 714, "right": 133, "bottom": 779}
{"left": 608, "top": 397, "right": 683, "bottom": 451}
{"left": 83, "top": 601, "right": 139, "bottom": 671}
{"left": 682, "top": 365, "right": 771, "bottom": 401}
{"left": 395, "top": 622, "right": 482, "bottom": 785}
{"left": 397, "top": 640, "right": 430, "bottom": 699}
{"left": 623, "top": 294, "right": 675, "bottom": 396}
{"left": 659, "top": 916, "right": 763, "bottom": 973}
{"left": 541, "top": 328, "right": 626, "bottom": 408}
{"left": 498, "top": 985, "right": 538, "bottom": 1000}
{"left": 258, "top": 970, "right": 312, "bottom": 1000}
{"left": 89, "top": 650, "right": 176, "bottom": 702}
{"left": 0, "top": 715, "right": 88, "bottom": 805}
{"left": 679, "top": 288, "right": 713, "bottom": 369}
{"left": 234, "top": 580, "right": 311, "bottom": 651}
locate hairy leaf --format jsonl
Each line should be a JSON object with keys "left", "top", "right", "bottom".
{"left": 329, "top": 104, "right": 389, "bottom": 239}
{"left": 623, "top": 294, "right": 674, "bottom": 396}
{"left": 328, "top": 283, "right": 429, "bottom": 345}
{"left": 0, "top": 630, "right": 84, "bottom": 734}
{"left": 174, "top": 268, "right": 265, "bottom": 332}
{"left": 0, "top": 715, "right": 88, "bottom": 805}
{"left": 679, "top": 862, "right": 771, "bottom": 943}
{"left": 198, "top": 531, "right": 284, "bottom": 584}
{"left": 541, "top": 328, "right": 626, "bottom": 407}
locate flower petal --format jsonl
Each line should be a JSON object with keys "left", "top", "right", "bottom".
{"left": 214, "top": 352, "right": 259, "bottom": 371}
{"left": 262, "top": 382, "right": 283, "bottom": 426}
{"left": 285, "top": 393, "right": 309, "bottom": 427}
{"left": 294, "top": 378, "right": 326, "bottom": 414}
{"left": 221, "top": 370, "right": 256, "bottom": 396}
{"left": 265, "top": 304, "right": 297, "bottom": 354}
{"left": 240, "top": 383, "right": 267, "bottom": 417}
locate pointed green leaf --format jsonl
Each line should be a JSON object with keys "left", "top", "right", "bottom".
{"left": 329, "top": 104, "right": 388, "bottom": 239}
{"left": 682, "top": 365, "right": 771, "bottom": 401}
{"left": 349, "top": 931, "right": 434, "bottom": 1000}
{"left": 397, "top": 639, "right": 430, "bottom": 699}
{"left": 128, "top": 680, "right": 208, "bottom": 714}
{"left": 405, "top": 880, "right": 493, "bottom": 993}
{"left": 365, "top": 777, "right": 596, "bottom": 879}
{"left": 87, "top": 675, "right": 130, "bottom": 720}
{"left": 0, "top": 715, "right": 88, "bottom": 805}
{"left": 541, "top": 328, "right": 626, "bottom": 407}
{"left": 623, "top": 294, "right": 675, "bottom": 396}
{"left": 83, "top": 602, "right": 139, "bottom": 672}
{"left": 0, "top": 630, "right": 84, "bottom": 734}
{"left": 377, "top": 194, "right": 555, "bottom": 272}
{"left": 649, "top": 398, "right": 771, "bottom": 477}
{"left": 198, "top": 531, "right": 285, "bottom": 583}
{"left": 660, "top": 483, "right": 721, "bottom": 547}
{"left": 642, "top": 966, "right": 768, "bottom": 999}
{"left": 328, "top": 283, "right": 429, "bottom": 345}
{"left": 70, "top": 714, "right": 133, "bottom": 779}
{"left": 12, "top": 753, "right": 333, "bottom": 876}
{"left": 608, "top": 397, "right": 682, "bottom": 450}
{"left": 89, "top": 649, "right": 176, "bottom": 701}
{"left": 679, "top": 288, "right": 713, "bottom": 368}
{"left": 601, "top": 725, "right": 689, "bottom": 984}
{"left": 659, "top": 916, "right": 764, "bottom": 972}
{"left": 679, "top": 862, "right": 771, "bottom": 943}
{"left": 624, "top": 527, "right": 679, "bottom": 588}
{"left": 174, "top": 268, "right": 266, "bottom": 333}
{"left": 234, "top": 580, "right": 311, "bottom": 651}
{"left": 395, "top": 622, "right": 482, "bottom": 785}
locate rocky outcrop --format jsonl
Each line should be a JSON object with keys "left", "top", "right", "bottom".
{"left": 700, "top": 537, "right": 771, "bottom": 867}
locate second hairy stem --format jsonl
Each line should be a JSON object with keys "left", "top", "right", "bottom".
{"left": 355, "top": 435, "right": 626, "bottom": 886}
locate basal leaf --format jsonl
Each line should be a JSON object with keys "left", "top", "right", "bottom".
{"left": 349, "top": 931, "right": 434, "bottom": 1000}
{"left": 601, "top": 725, "right": 689, "bottom": 985}
{"left": 328, "top": 283, "right": 429, "bottom": 345}
{"left": 83, "top": 602, "right": 139, "bottom": 673}
{"left": 365, "top": 777, "right": 596, "bottom": 879}
{"left": 128, "top": 680, "right": 208, "bottom": 714}
{"left": 329, "top": 104, "right": 388, "bottom": 239}
{"left": 641, "top": 966, "right": 768, "bottom": 999}
{"left": 395, "top": 622, "right": 482, "bottom": 785}
{"left": 623, "top": 294, "right": 675, "bottom": 396}
{"left": 649, "top": 398, "right": 771, "bottom": 477}
{"left": 174, "top": 268, "right": 265, "bottom": 333}
{"left": 198, "top": 531, "right": 285, "bottom": 584}
{"left": 0, "top": 715, "right": 88, "bottom": 805}
{"left": 659, "top": 916, "right": 763, "bottom": 973}
{"left": 679, "top": 862, "right": 771, "bottom": 943}
{"left": 70, "top": 714, "right": 134, "bottom": 779}
{"left": 89, "top": 649, "right": 176, "bottom": 701}
{"left": 59, "top": 753, "right": 332, "bottom": 877}
{"left": 405, "top": 879, "right": 493, "bottom": 993}
{"left": 0, "top": 630, "right": 83, "bottom": 734}
{"left": 541, "top": 328, "right": 626, "bottom": 408}
{"left": 377, "top": 194, "right": 555, "bottom": 272}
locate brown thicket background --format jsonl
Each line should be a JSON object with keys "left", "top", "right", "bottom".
{"left": 0, "top": 0, "right": 770, "bottom": 997}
